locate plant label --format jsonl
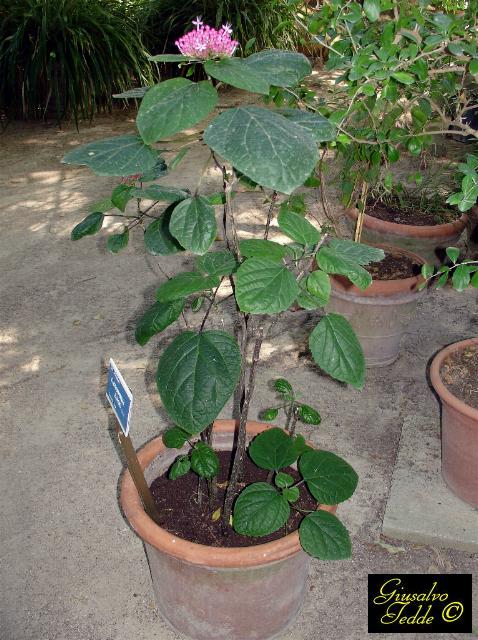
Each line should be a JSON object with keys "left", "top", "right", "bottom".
{"left": 106, "top": 358, "right": 133, "bottom": 436}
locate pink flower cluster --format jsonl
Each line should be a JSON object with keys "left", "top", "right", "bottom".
{"left": 176, "top": 17, "right": 239, "bottom": 59}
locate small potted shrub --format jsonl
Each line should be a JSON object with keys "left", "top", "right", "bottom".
{"left": 63, "top": 22, "right": 382, "bottom": 640}
{"left": 420, "top": 249, "right": 478, "bottom": 508}
{"left": 308, "top": 0, "right": 478, "bottom": 263}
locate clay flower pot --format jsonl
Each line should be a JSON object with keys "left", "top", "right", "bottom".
{"left": 345, "top": 207, "right": 469, "bottom": 265}
{"left": 326, "top": 244, "right": 425, "bottom": 367}
{"left": 430, "top": 338, "right": 478, "bottom": 508}
{"left": 120, "top": 419, "right": 337, "bottom": 640}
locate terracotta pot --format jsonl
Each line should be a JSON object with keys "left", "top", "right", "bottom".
{"left": 430, "top": 338, "right": 478, "bottom": 508}
{"left": 326, "top": 244, "right": 426, "bottom": 367}
{"left": 345, "top": 207, "right": 469, "bottom": 265}
{"left": 120, "top": 419, "right": 337, "bottom": 640}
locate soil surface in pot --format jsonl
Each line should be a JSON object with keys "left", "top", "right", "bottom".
{"left": 368, "top": 197, "right": 459, "bottom": 226}
{"left": 366, "top": 251, "right": 421, "bottom": 280}
{"left": 441, "top": 345, "right": 478, "bottom": 409}
{"left": 150, "top": 449, "right": 317, "bottom": 547}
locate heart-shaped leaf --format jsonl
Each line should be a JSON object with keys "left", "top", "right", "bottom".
{"left": 144, "top": 206, "right": 184, "bottom": 256}
{"left": 162, "top": 426, "right": 189, "bottom": 448}
{"left": 278, "top": 209, "right": 320, "bottom": 246}
{"left": 157, "top": 330, "right": 241, "bottom": 433}
{"left": 156, "top": 272, "right": 220, "bottom": 302}
{"left": 169, "top": 196, "right": 217, "bottom": 255}
{"left": 235, "top": 258, "right": 299, "bottom": 313}
{"left": 137, "top": 78, "right": 218, "bottom": 144}
{"left": 135, "top": 299, "right": 184, "bottom": 346}
{"left": 71, "top": 212, "right": 104, "bottom": 241}
{"left": 204, "top": 106, "right": 318, "bottom": 194}
{"left": 309, "top": 313, "right": 365, "bottom": 389}
{"left": 299, "top": 511, "right": 352, "bottom": 560}
{"left": 107, "top": 229, "right": 129, "bottom": 254}
{"left": 190, "top": 442, "right": 220, "bottom": 478}
{"left": 306, "top": 270, "right": 331, "bottom": 305}
{"left": 249, "top": 427, "right": 297, "bottom": 471}
{"left": 196, "top": 250, "right": 238, "bottom": 277}
{"left": 169, "top": 455, "right": 191, "bottom": 479}
{"left": 299, "top": 449, "right": 358, "bottom": 504}
{"left": 62, "top": 135, "right": 159, "bottom": 177}
{"left": 244, "top": 50, "right": 312, "bottom": 87}
{"left": 233, "top": 482, "right": 290, "bottom": 537}
{"left": 204, "top": 57, "right": 270, "bottom": 94}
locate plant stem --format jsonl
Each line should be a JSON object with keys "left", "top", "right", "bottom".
{"left": 199, "top": 279, "right": 223, "bottom": 332}
{"left": 289, "top": 406, "right": 299, "bottom": 438}
{"left": 266, "top": 470, "right": 274, "bottom": 484}
{"left": 223, "top": 319, "right": 265, "bottom": 528}
{"left": 264, "top": 191, "right": 278, "bottom": 239}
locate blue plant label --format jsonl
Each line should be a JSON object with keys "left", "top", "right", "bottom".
{"left": 106, "top": 358, "right": 133, "bottom": 436}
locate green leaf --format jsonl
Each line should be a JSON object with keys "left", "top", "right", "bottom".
{"left": 317, "top": 247, "right": 372, "bottom": 290}
{"left": 421, "top": 264, "right": 434, "bottom": 279}
{"left": 204, "top": 58, "right": 270, "bottom": 94}
{"left": 326, "top": 239, "right": 385, "bottom": 265}
{"left": 132, "top": 185, "right": 189, "bottom": 203}
{"left": 107, "top": 229, "right": 129, "bottom": 254}
{"left": 196, "top": 251, "right": 238, "bottom": 277}
{"left": 191, "top": 442, "right": 219, "bottom": 478}
{"left": 204, "top": 106, "right": 318, "bottom": 194}
{"left": 71, "top": 212, "right": 104, "bottom": 241}
{"left": 471, "top": 271, "right": 478, "bottom": 288}
{"left": 277, "top": 109, "right": 336, "bottom": 142}
{"left": 169, "top": 455, "right": 191, "bottom": 479}
{"left": 137, "top": 78, "right": 218, "bottom": 144}
{"left": 299, "top": 449, "right": 358, "bottom": 504}
{"left": 113, "top": 87, "right": 150, "bottom": 99}
{"left": 363, "top": 0, "right": 381, "bottom": 22}
{"left": 169, "top": 196, "right": 217, "bottom": 255}
{"left": 156, "top": 330, "right": 241, "bottom": 433}
{"left": 293, "top": 434, "right": 312, "bottom": 457}
{"left": 391, "top": 72, "right": 415, "bottom": 85}
{"left": 260, "top": 408, "right": 279, "bottom": 421}
{"left": 296, "top": 284, "right": 326, "bottom": 310}
{"left": 135, "top": 299, "right": 184, "bottom": 346}
{"left": 111, "top": 184, "right": 134, "bottom": 212}
{"left": 233, "top": 482, "right": 290, "bottom": 537}
{"left": 448, "top": 41, "right": 465, "bottom": 56}
{"left": 156, "top": 272, "right": 220, "bottom": 302}
{"left": 148, "top": 54, "right": 194, "bottom": 62}
{"left": 278, "top": 209, "right": 320, "bottom": 246}
{"left": 299, "top": 511, "right": 352, "bottom": 560}
{"left": 306, "top": 271, "right": 331, "bottom": 306}
{"left": 275, "top": 472, "right": 294, "bottom": 488}
{"left": 309, "top": 313, "right": 365, "bottom": 389}
{"left": 470, "top": 59, "right": 478, "bottom": 75}
{"left": 452, "top": 264, "right": 471, "bottom": 291}
{"left": 235, "top": 258, "right": 299, "bottom": 314}
{"left": 239, "top": 239, "right": 288, "bottom": 262}
{"left": 62, "top": 135, "right": 159, "bottom": 177}
{"left": 299, "top": 404, "right": 321, "bottom": 425}
{"left": 244, "top": 50, "right": 311, "bottom": 88}
{"left": 283, "top": 486, "right": 300, "bottom": 503}
{"left": 274, "top": 378, "right": 293, "bottom": 394}
{"left": 162, "top": 427, "right": 189, "bottom": 448}
{"left": 446, "top": 247, "right": 460, "bottom": 264}
{"left": 191, "top": 296, "right": 205, "bottom": 312}
{"left": 249, "top": 427, "right": 297, "bottom": 471}
{"left": 144, "top": 206, "right": 184, "bottom": 256}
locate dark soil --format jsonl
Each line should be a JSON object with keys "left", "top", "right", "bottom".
{"left": 441, "top": 345, "right": 478, "bottom": 410}
{"left": 150, "top": 449, "right": 317, "bottom": 547}
{"left": 366, "top": 251, "right": 421, "bottom": 280}
{"left": 368, "top": 197, "right": 459, "bottom": 226}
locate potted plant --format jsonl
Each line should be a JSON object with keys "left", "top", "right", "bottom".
{"left": 63, "top": 22, "right": 383, "bottom": 640}
{"left": 307, "top": 0, "right": 478, "bottom": 263}
{"left": 420, "top": 248, "right": 478, "bottom": 508}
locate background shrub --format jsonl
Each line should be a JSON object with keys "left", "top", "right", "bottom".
{"left": 0, "top": 0, "right": 153, "bottom": 123}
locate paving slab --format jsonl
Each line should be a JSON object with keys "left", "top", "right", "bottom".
{"left": 383, "top": 414, "right": 478, "bottom": 553}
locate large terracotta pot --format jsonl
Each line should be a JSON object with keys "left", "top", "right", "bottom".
{"left": 120, "top": 419, "right": 336, "bottom": 640}
{"left": 326, "top": 244, "right": 425, "bottom": 367}
{"left": 345, "top": 207, "right": 469, "bottom": 265}
{"left": 430, "top": 338, "right": 478, "bottom": 508}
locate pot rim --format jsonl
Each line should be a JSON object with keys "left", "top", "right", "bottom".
{"left": 430, "top": 337, "right": 478, "bottom": 422}
{"left": 119, "top": 419, "right": 337, "bottom": 569}
{"left": 346, "top": 206, "right": 468, "bottom": 238}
